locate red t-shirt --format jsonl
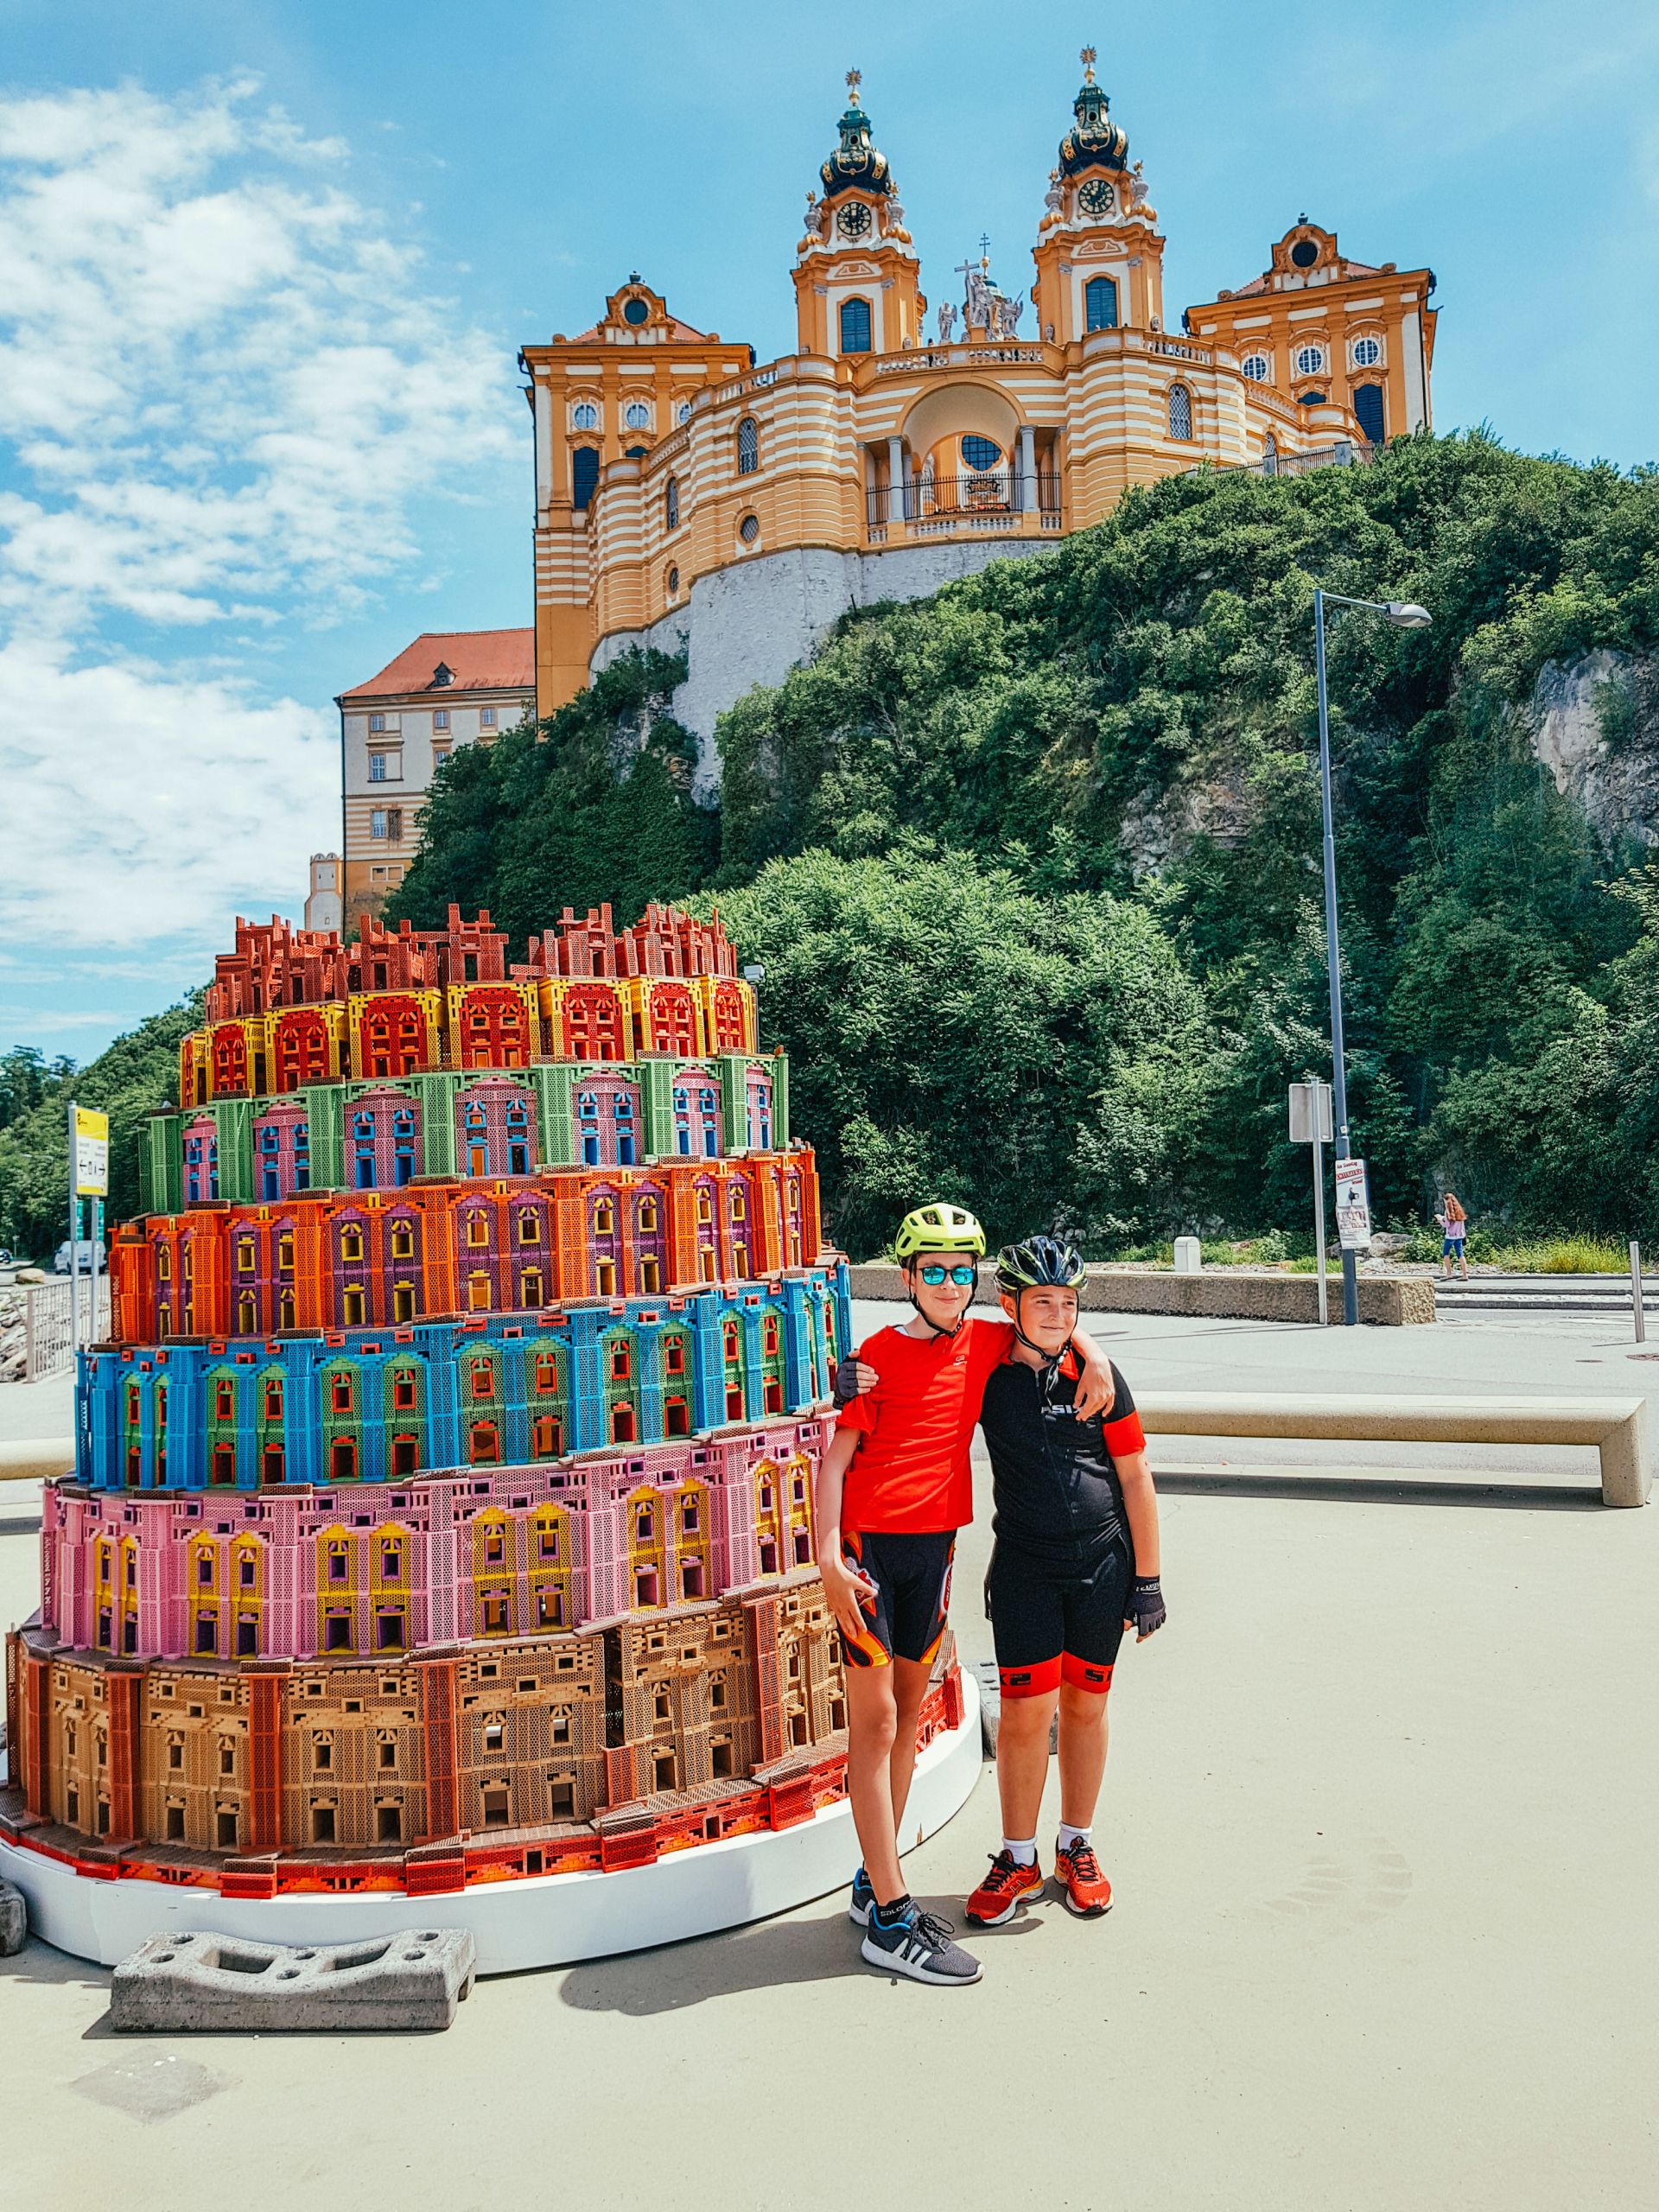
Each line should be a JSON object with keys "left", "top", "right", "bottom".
{"left": 835, "top": 1317, "right": 1016, "bottom": 1535}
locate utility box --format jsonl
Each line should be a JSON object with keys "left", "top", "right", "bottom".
{"left": 1173, "top": 1236, "right": 1202, "bottom": 1275}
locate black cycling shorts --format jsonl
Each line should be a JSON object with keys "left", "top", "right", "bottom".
{"left": 838, "top": 1529, "right": 956, "bottom": 1669}
{"left": 985, "top": 1535, "right": 1131, "bottom": 1698}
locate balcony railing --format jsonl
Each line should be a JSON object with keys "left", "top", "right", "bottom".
{"left": 865, "top": 473, "right": 1061, "bottom": 536}
{"left": 1180, "top": 441, "right": 1373, "bottom": 484}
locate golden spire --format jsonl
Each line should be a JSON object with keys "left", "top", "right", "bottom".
{"left": 846, "top": 67, "right": 862, "bottom": 105}
{"left": 1080, "top": 45, "right": 1097, "bottom": 85}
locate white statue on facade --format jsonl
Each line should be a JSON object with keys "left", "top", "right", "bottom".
{"left": 936, "top": 300, "right": 957, "bottom": 345}
{"left": 956, "top": 257, "right": 990, "bottom": 330}
{"left": 1129, "top": 162, "right": 1149, "bottom": 209}
{"left": 993, "top": 293, "right": 1024, "bottom": 338}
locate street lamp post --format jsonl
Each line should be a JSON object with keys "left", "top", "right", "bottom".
{"left": 1313, "top": 589, "right": 1433, "bottom": 1325}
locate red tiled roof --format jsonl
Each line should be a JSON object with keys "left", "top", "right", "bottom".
{"left": 340, "top": 628, "right": 536, "bottom": 701}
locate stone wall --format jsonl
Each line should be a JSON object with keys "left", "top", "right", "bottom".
{"left": 1531, "top": 649, "right": 1659, "bottom": 853}
{"left": 844, "top": 1262, "right": 1436, "bottom": 1326}
{"left": 592, "top": 537, "right": 1058, "bottom": 792}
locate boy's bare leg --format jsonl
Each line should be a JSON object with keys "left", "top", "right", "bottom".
{"left": 1056, "top": 1681, "right": 1109, "bottom": 1830}
{"left": 887, "top": 1656, "right": 932, "bottom": 1842}
{"left": 844, "top": 1665, "right": 905, "bottom": 1904}
{"left": 995, "top": 1690, "right": 1059, "bottom": 1844}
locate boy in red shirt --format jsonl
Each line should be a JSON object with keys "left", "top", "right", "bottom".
{"left": 816, "top": 1202, "right": 1114, "bottom": 1985}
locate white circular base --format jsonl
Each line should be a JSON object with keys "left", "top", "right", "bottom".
{"left": 0, "top": 1671, "right": 982, "bottom": 1974}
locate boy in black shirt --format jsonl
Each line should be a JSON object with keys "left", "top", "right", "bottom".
{"left": 965, "top": 1236, "right": 1166, "bottom": 1923}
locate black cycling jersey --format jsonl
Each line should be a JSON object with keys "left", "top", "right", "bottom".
{"left": 978, "top": 1353, "right": 1146, "bottom": 1558}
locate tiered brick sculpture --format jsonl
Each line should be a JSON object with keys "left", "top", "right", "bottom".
{"left": 3, "top": 903, "right": 968, "bottom": 1908}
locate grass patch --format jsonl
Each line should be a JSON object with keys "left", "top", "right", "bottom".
{"left": 1491, "top": 1235, "right": 1635, "bottom": 1274}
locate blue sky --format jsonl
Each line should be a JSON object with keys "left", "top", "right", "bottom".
{"left": 3, "top": 0, "right": 1657, "bottom": 1062}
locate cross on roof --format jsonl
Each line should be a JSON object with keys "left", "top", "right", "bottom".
{"left": 1080, "top": 45, "right": 1097, "bottom": 84}
{"left": 846, "top": 67, "right": 862, "bottom": 104}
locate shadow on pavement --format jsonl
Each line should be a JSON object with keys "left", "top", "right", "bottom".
{"left": 1156, "top": 1471, "right": 1600, "bottom": 1510}
{"left": 0, "top": 1933, "right": 111, "bottom": 1990}
{"left": 556, "top": 1891, "right": 1027, "bottom": 2012}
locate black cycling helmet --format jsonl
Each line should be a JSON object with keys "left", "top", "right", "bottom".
{"left": 996, "top": 1236, "right": 1087, "bottom": 1365}
{"left": 995, "top": 1236, "right": 1087, "bottom": 1294}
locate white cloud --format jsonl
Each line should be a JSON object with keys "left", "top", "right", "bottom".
{"left": 0, "top": 78, "right": 518, "bottom": 641}
{"left": 0, "top": 639, "right": 337, "bottom": 948}
{"left": 0, "top": 77, "right": 524, "bottom": 1020}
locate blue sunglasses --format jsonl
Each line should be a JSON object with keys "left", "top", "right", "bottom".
{"left": 918, "top": 1262, "right": 977, "bottom": 1287}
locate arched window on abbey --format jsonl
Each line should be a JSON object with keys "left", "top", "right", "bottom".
{"left": 737, "top": 417, "right": 759, "bottom": 476}
{"left": 664, "top": 477, "right": 679, "bottom": 531}
{"left": 839, "top": 297, "right": 872, "bottom": 354}
{"left": 1167, "top": 384, "right": 1193, "bottom": 441}
{"left": 1084, "top": 276, "right": 1118, "bottom": 332}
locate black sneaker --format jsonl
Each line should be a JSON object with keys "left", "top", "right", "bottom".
{"left": 860, "top": 1902, "right": 982, "bottom": 1986}
{"left": 848, "top": 1866, "right": 875, "bottom": 1926}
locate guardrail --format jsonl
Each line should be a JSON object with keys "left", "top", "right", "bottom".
{"left": 1136, "top": 1392, "right": 1653, "bottom": 1509}
{"left": 1, "top": 1279, "right": 108, "bottom": 1382}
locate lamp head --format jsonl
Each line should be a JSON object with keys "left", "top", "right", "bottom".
{"left": 1382, "top": 601, "right": 1433, "bottom": 629}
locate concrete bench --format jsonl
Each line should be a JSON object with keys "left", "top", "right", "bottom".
{"left": 1137, "top": 1392, "right": 1653, "bottom": 1509}
{"left": 0, "top": 1440, "right": 73, "bottom": 1484}
{"left": 8, "top": 1396, "right": 1650, "bottom": 1505}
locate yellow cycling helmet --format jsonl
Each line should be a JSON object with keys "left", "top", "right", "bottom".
{"left": 894, "top": 1202, "right": 987, "bottom": 1264}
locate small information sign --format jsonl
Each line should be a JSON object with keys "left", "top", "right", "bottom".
{"left": 73, "top": 1105, "right": 110, "bottom": 1197}
{"left": 1334, "top": 1155, "right": 1372, "bottom": 1251}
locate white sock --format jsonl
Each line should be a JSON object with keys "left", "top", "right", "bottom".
{"left": 1058, "top": 1822, "right": 1090, "bottom": 1855}
{"left": 1003, "top": 1837, "right": 1038, "bottom": 1866}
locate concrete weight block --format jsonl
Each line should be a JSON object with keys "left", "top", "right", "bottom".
{"left": 110, "top": 1928, "right": 476, "bottom": 2033}
{"left": 973, "top": 1660, "right": 1057, "bottom": 1760}
{"left": 0, "top": 1877, "right": 27, "bottom": 1955}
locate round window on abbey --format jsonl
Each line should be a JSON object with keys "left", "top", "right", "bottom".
{"left": 572, "top": 401, "right": 599, "bottom": 429}
{"left": 1352, "top": 335, "right": 1382, "bottom": 367}
{"left": 624, "top": 402, "right": 651, "bottom": 431}
{"left": 667, "top": 565, "right": 680, "bottom": 597}
{"left": 1290, "top": 238, "right": 1319, "bottom": 269}
{"left": 1242, "top": 353, "right": 1270, "bottom": 382}
{"left": 738, "top": 513, "right": 760, "bottom": 546}
{"left": 961, "top": 435, "right": 1002, "bottom": 472}
{"left": 622, "top": 297, "right": 651, "bottom": 325}
{"left": 677, "top": 401, "right": 692, "bottom": 425}
{"left": 1294, "top": 344, "right": 1325, "bottom": 378}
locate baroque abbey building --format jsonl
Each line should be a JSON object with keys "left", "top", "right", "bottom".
{"left": 521, "top": 57, "right": 1439, "bottom": 779}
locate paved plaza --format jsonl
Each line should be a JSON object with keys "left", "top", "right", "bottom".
{"left": 3, "top": 1306, "right": 1656, "bottom": 2210}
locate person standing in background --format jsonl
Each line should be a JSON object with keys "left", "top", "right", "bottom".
{"left": 1436, "top": 1192, "right": 1470, "bottom": 1279}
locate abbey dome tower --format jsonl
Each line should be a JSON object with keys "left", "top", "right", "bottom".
{"left": 519, "top": 54, "right": 1438, "bottom": 785}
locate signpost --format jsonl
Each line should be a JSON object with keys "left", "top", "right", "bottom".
{"left": 67, "top": 1102, "right": 109, "bottom": 1355}
{"left": 1287, "top": 1080, "right": 1333, "bottom": 1325}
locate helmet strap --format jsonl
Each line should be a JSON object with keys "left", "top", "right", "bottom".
{"left": 1009, "top": 1287, "right": 1066, "bottom": 1371}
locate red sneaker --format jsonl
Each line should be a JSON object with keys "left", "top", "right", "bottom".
{"left": 1054, "top": 1838, "right": 1113, "bottom": 1917}
{"left": 964, "top": 1848, "right": 1046, "bottom": 1926}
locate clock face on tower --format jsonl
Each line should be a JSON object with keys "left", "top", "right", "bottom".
{"left": 1078, "top": 178, "right": 1116, "bottom": 218}
{"left": 836, "top": 200, "right": 873, "bottom": 241}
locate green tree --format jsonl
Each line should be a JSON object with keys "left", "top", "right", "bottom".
{"left": 389, "top": 648, "right": 717, "bottom": 955}
{"left": 696, "top": 845, "right": 1210, "bottom": 1257}
{"left": 0, "top": 995, "right": 201, "bottom": 1259}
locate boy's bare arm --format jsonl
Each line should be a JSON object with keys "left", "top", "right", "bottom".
{"left": 1071, "top": 1328, "right": 1116, "bottom": 1418}
{"left": 815, "top": 1425, "right": 876, "bottom": 1641}
{"left": 1117, "top": 1446, "right": 1161, "bottom": 1586}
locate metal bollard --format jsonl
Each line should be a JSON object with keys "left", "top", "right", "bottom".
{"left": 1631, "top": 1240, "right": 1645, "bottom": 1344}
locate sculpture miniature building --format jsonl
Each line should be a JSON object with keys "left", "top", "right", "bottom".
{"left": 3, "top": 903, "right": 969, "bottom": 1902}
